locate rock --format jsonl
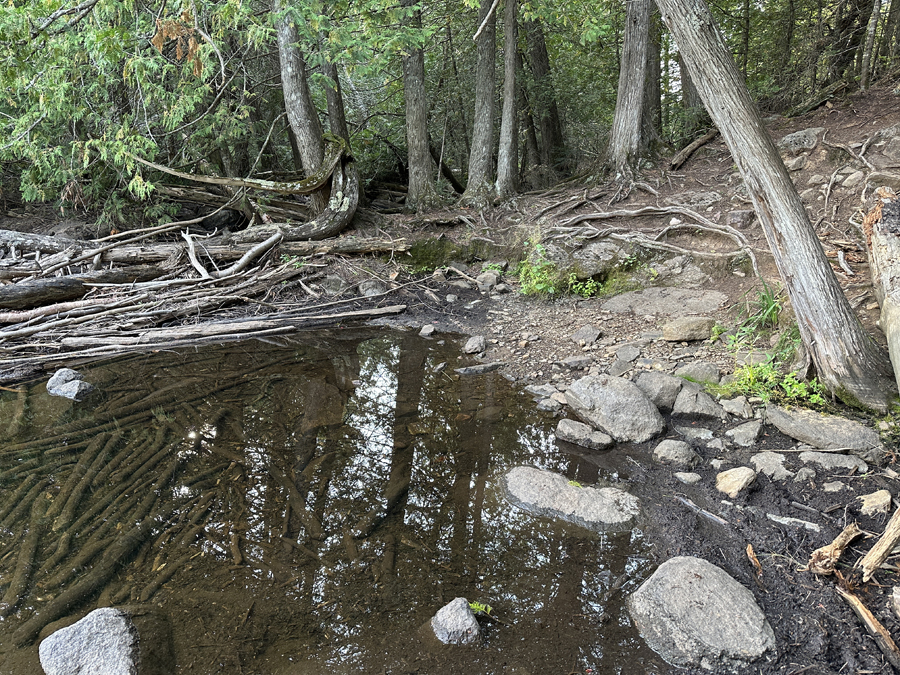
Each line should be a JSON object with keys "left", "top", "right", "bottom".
{"left": 721, "top": 396, "right": 753, "bottom": 419}
{"left": 463, "top": 335, "right": 486, "bottom": 354}
{"left": 536, "top": 398, "right": 561, "bottom": 412}
{"left": 726, "top": 210, "right": 754, "bottom": 229}
{"left": 674, "top": 360, "right": 720, "bottom": 384}
{"left": 430, "top": 598, "right": 481, "bottom": 645}
{"left": 867, "top": 171, "right": 900, "bottom": 191}
{"left": 653, "top": 440, "right": 699, "bottom": 469}
{"left": 823, "top": 481, "right": 847, "bottom": 492}
{"left": 675, "top": 425, "right": 714, "bottom": 442}
{"left": 750, "top": 452, "right": 793, "bottom": 481}
{"left": 841, "top": 170, "right": 865, "bottom": 188}
{"left": 784, "top": 155, "right": 808, "bottom": 171}
{"left": 635, "top": 371, "right": 683, "bottom": 411}
{"left": 716, "top": 467, "right": 756, "bottom": 497}
{"left": 664, "top": 191, "right": 722, "bottom": 207}
{"left": 565, "top": 375, "right": 664, "bottom": 443}
{"left": 47, "top": 369, "right": 94, "bottom": 402}
{"left": 777, "top": 127, "right": 824, "bottom": 155}
{"left": 358, "top": 279, "right": 387, "bottom": 297}
{"left": 419, "top": 325, "right": 436, "bottom": 337}
{"left": 570, "top": 240, "right": 635, "bottom": 278}
{"left": 662, "top": 317, "right": 716, "bottom": 341}
{"left": 39, "top": 606, "right": 173, "bottom": 675}
{"left": 602, "top": 288, "right": 728, "bottom": 317}
{"left": 627, "top": 556, "right": 775, "bottom": 672}
{"left": 476, "top": 271, "right": 499, "bottom": 292}
{"left": 793, "top": 467, "right": 816, "bottom": 482}
{"left": 725, "top": 420, "right": 762, "bottom": 447}
{"left": 767, "top": 513, "right": 820, "bottom": 533}
{"left": 320, "top": 274, "right": 349, "bottom": 295}
{"left": 858, "top": 489, "right": 892, "bottom": 516}
{"left": 673, "top": 383, "right": 727, "bottom": 419}
{"left": 524, "top": 383, "right": 558, "bottom": 399}
{"left": 766, "top": 405, "right": 884, "bottom": 463}
{"left": 555, "top": 419, "right": 614, "bottom": 451}
{"left": 454, "top": 362, "right": 505, "bottom": 376}
{"left": 674, "top": 472, "right": 702, "bottom": 485}
{"left": 615, "top": 345, "right": 641, "bottom": 363}
{"left": 560, "top": 355, "right": 593, "bottom": 370}
{"left": 607, "top": 360, "right": 632, "bottom": 377}
{"left": 570, "top": 324, "right": 601, "bottom": 345}
{"left": 799, "top": 450, "right": 868, "bottom": 473}
{"left": 503, "top": 466, "right": 640, "bottom": 532}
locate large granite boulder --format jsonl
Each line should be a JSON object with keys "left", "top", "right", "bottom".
{"left": 565, "top": 375, "right": 664, "bottom": 443}
{"left": 628, "top": 557, "right": 776, "bottom": 673}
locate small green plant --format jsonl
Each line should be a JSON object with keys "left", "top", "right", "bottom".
{"left": 566, "top": 273, "right": 601, "bottom": 298}
{"left": 469, "top": 601, "right": 493, "bottom": 615}
{"left": 516, "top": 242, "right": 562, "bottom": 296}
{"left": 567, "top": 480, "right": 583, "bottom": 488}
{"left": 713, "top": 360, "right": 826, "bottom": 407}
{"left": 731, "top": 279, "right": 784, "bottom": 345}
{"left": 279, "top": 255, "right": 306, "bottom": 270}
{"left": 482, "top": 262, "right": 504, "bottom": 273}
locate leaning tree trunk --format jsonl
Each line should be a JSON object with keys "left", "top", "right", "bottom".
{"left": 608, "top": 0, "right": 651, "bottom": 177}
{"left": 656, "top": 0, "right": 896, "bottom": 411}
{"left": 460, "top": 0, "right": 497, "bottom": 207}
{"left": 275, "top": 0, "right": 326, "bottom": 213}
{"left": 495, "top": 0, "right": 519, "bottom": 199}
{"left": 860, "top": 0, "right": 882, "bottom": 89}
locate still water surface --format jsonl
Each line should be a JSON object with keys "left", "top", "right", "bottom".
{"left": 0, "top": 329, "right": 663, "bottom": 673}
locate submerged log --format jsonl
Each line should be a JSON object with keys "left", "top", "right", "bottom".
{"left": 863, "top": 188, "right": 900, "bottom": 394}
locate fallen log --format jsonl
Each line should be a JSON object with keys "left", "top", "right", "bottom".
{"left": 0, "top": 277, "right": 86, "bottom": 310}
{"left": 670, "top": 128, "right": 719, "bottom": 170}
{"left": 863, "top": 187, "right": 900, "bottom": 395}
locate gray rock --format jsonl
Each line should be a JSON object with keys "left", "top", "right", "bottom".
{"left": 721, "top": 396, "right": 753, "bottom": 419}
{"left": 675, "top": 425, "right": 714, "bottom": 442}
{"left": 842, "top": 170, "right": 865, "bottom": 188}
{"left": 662, "top": 317, "right": 716, "bottom": 341}
{"left": 777, "top": 127, "right": 824, "bottom": 155}
{"left": 47, "top": 369, "right": 94, "bottom": 401}
{"left": 524, "top": 383, "right": 558, "bottom": 399}
{"left": 627, "top": 556, "right": 775, "bottom": 672}
{"left": 47, "top": 368, "right": 82, "bottom": 389}
{"left": 565, "top": 375, "right": 665, "bottom": 443}
{"left": 750, "top": 452, "right": 793, "bottom": 481}
{"left": 476, "top": 271, "right": 499, "bottom": 292}
{"left": 602, "top": 288, "right": 728, "bottom": 317}
{"left": 867, "top": 171, "right": 900, "bottom": 191}
{"left": 463, "top": 335, "right": 486, "bottom": 354}
{"left": 725, "top": 420, "right": 762, "bottom": 447}
{"left": 784, "top": 155, "right": 808, "bottom": 171}
{"left": 616, "top": 345, "right": 641, "bottom": 363}
{"left": 726, "top": 210, "right": 754, "bottom": 229}
{"left": 607, "top": 359, "right": 632, "bottom": 377}
{"left": 635, "top": 371, "right": 683, "bottom": 412}
{"left": 653, "top": 440, "right": 700, "bottom": 469}
{"left": 454, "top": 362, "right": 505, "bottom": 376}
{"left": 560, "top": 355, "right": 594, "bottom": 370}
{"left": 419, "top": 325, "right": 436, "bottom": 337}
{"left": 799, "top": 450, "right": 868, "bottom": 473}
{"left": 536, "top": 398, "right": 562, "bottom": 412}
{"left": 664, "top": 191, "right": 722, "bottom": 207}
{"left": 767, "top": 513, "right": 821, "bottom": 533}
{"left": 555, "top": 419, "right": 613, "bottom": 451}
{"left": 674, "top": 472, "right": 702, "bottom": 485}
{"left": 673, "top": 383, "right": 727, "bottom": 419}
{"left": 716, "top": 467, "right": 756, "bottom": 497}
{"left": 358, "top": 279, "right": 387, "bottom": 297}
{"left": 320, "top": 274, "right": 349, "bottom": 295}
{"left": 504, "top": 466, "right": 640, "bottom": 532}
{"left": 793, "top": 467, "right": 816, "bottom": 482}
{"left": 823, "top": 481, "right": 847, "bottom": 492}
{"left": 766, "top": 405, "right": 884, "bottom": 463}
{"left": 430, "top": 597, "right": 481, "bottom": 645}
{"left": 40, "top": 606, "right": 173, "bottom": 675}
{"left": 674, "top": 361, "right": 720, "bottom": 384}
{"left": 570, "top": 324, "right": 602, "bottom": 345}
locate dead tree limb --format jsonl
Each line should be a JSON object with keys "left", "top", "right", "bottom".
{"left": 670, "top": 128, "right": 719, "bottom": 169}
{"left": 836, "top": 587, "right": 900, "bottom": 670}
{"left": 855, "top": 501, "right": 900, "bottom": 582}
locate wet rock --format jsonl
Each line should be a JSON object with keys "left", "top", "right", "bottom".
{"left": 321, "top": 274, "right": 349, "bottom": 295}
{"left": 503, "top": 466, "right": 640, "bottom": 532}
{"left": 653, "top": 440, "right": 699, "bottom": 469}
{"left": 858, "top": 490, "right": 892, "bottom": 515}
{"left": 536, "top": 398, "right": 561, "bottom": 412}
{"left": 798, "top": 450, "right": 868, "bottom": 474}
{"left": 430, "top": 598, "right": 481, "bottom": 645}
{"left": 725, "top": 420, "right": 762, "bottom": 447}
{"left": 47, "top": 368, "right": 94, "bottom": 402}
{"left": 555, "top": 419, "right": 613, "bottom": 451}
{"left": 524, "top": 383, "right": 558, "bottom": 399}
{"left": 601, "top": 288, "right": 728, "bottom": 317}
{"left": 662, "top": 317, "right": 716, "bottom": 341}
{"left": 359, "top": 279, "right": 386, "bottom": 297}
{"left": 419, "top": 324, "right": 436, "bottom": 337}
{"left": 570, "top": 324, "right": 601, "bottom": 345}
{"left": 454, "top": 362, "right": 505, "bottom": 375}
{"left": 674, "top": 360, "right": 720, "bottom": 384}
{"left": 672, "top": 383, "right": 727, "bottom": 419}
{"left": 767, "top": 513, "right": 820, "bottom": 533}
{"left": 565, "top": 375, "right": 664, "bottom": 443}
{"left": 627, "top": 556, "right": 775, "bottom": 673}
{"left": 777, "top": 127, "right": 824, "bottom": 155}
{"left": 716, "top": 467, "right": 756, "bottom": 497}
{"left": 463, "top": 336, "right": 486, "bottom": 354}
{"left": 726, "top": 210, "right": 754, "bottom": 229}
{"left": 675, "top": 472, "right": 702, "bottom": 485}
{"left": 766, "top": 405, "right": 884, "bottom": 463}
{"left": 750, "top": 452, "right": 793, "bottom": 481}
{"left": 721, "top": 396, "right": 753, "bottom": 419}
{"left": 635, "top": 371, "right": 683, "bottom": 412}
{"left": 40, "top": 606, "right": 173, "bottom": 675}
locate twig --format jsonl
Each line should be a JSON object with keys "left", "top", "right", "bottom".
{"left": 473, "top": 0, "right": 501, "bottom": 41}
{"left": 836, "top": 587, "right": 900, "bottom": 670}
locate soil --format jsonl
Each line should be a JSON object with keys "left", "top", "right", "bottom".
{"left": 3, "top": 84, "right": 900, "bottom": 673}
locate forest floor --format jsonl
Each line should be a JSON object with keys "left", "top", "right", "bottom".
{"left": 3, "top": 84, "right": 900, "bottom": 673}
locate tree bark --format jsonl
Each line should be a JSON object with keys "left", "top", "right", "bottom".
{"left": 402, "top": 1, "right": 438, "bottom": 212}
{"left": 318, "top": 37, "right": 351, "bottom": 145}
{"left": 860, "top": 0, "right": 882, "bottom": 89}
{"left": 656, "top": 0, "right": 896, "bottom": 411}
{"left": 460, "top": 0, "right": 497, "bottom": 207}
{"left": 495, "top": 0, "right": 519, "bottom": 199}
{"left": 275, "top": 0, "right": 326, "bottom": 213}
{"left": 525, "top": 20, "right": 565, "bottom": 174}
{"left": 642, "top": 2, "right": 663, "bottom": 145}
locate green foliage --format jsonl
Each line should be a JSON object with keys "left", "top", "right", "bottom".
{"left": 567, "top": 480, "right": 583, "bottom": 487}
{"left": 566, "top": 273, "right": 601, "bottom": 298}
{"left": 516, "top": 242, "right": 563, "bottom": 296}
{"left": 468, "top": 601, "right": 492, "bottom": 615}
{"left": 713, "top": 360, "right": 826, "bottom": 407}
{"left": 728, "top": 280, "right": 784, "bottom": 348}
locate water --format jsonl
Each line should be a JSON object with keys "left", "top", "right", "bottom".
{"left": 0, "top": 329, "right": 663, "bottom": 673}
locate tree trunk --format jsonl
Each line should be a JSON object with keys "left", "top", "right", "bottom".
{"left": 642, "top": 2, "right": 662, "bottom": 145}
{"left": 402, "top": 2, "right": 438, "bottom": 212}
{"left": 864, "top": 192, "right": 900, "bottom": 394}
{"left": 525, "top": 20, "right": 565, "bottom": 174}
{"left": 460, "top": 0, "right": 497, "bottom": 207}
{"left": 517, "top": 49, "right": 542, "bottom": 188}
{"left": 860, "top": 0, "right": 883, "bottom": 89}
{"left": 679, "top": 55, "right": 706, "bottom": 139}
{"left": 275, "top": 0, "right": 326, "bottom": 212}
{"left": 608, "top": 0, "right": 651, "bottom": 176}
{"left": 655, "top": 0, "right": 896, "bottom": 411}
{"left": 318, "top": 36, "right": 351, "bottom": 145}
{"left": 881, "top": 0, "right": 900, "bottom": 64}
{"left": 495, "top": 0, "right": 519, "bottom": 199}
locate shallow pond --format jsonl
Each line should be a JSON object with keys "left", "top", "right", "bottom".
{"left": 0, "top": 329, "right": 664, "bottom": 673}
